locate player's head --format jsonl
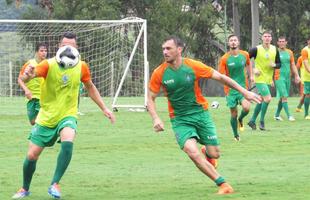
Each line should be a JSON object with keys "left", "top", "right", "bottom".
{"left": 59, "top": 31, "right": 78, "bottom": 48}
{"left": 262, "top": 30, "right": 272, "bottom": 45}
{"left": 227, "top": 34, "right": 239, "bottom": 50}
{"left": 35, "top": 42, "right": 48, "bottom": 61}
{"left": 277, "top": 36, "right": 287, "bottom": 49}
{"left": 162, "top": 35, "right": 184, "bottom": 64}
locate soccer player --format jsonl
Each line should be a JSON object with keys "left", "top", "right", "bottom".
{"left": 12, "top": 32, "right": 115, "bottom": 199}
{"left": 300, "top": 37, "right": 310, "bottom": 119}
{"left": 274, "top": 36, "right": 300, "bottom": 121}
{"left": 218, "top": 34, "right": 254, "bottom": 141}
{"left": 296, "top": 56, "right": 305, "bottom": 112}
{"left": 247, "top": 30, "right": 281, "bottom": 131}
{"left": 18, "top": 42, "right": 48, "bottom": 125}
{"left": 147, "top": 35, "right": 261, "bottom": 195}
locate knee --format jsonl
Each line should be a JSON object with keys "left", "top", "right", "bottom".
{"left": 209, "top": 152, "right": 220, "bottom": 159}
{"left": 30, "top": 120, "right": 35, "bottom": 126}
{"left": 27, "top": 151, "right": 39, "bottom": 160}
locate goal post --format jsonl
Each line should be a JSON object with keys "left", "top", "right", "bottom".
{"left": 0, "top": 18, "right": 148, "bottom": 116}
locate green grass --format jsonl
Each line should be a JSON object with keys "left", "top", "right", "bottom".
{"left": 1, "top": 97, "right": 310, "bottom": 200}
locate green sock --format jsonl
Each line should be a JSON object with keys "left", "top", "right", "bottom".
{"left": 23, "top": 158, "right": 37, "bottom": 191}
{"left": 51, "top": 141, "right": 73, "bottom": 184}
{"left": 238, "top": 110, "right": 249, "bottom": 121}
{"left": 282, "top": 102, "right": 290, "bottom": 118}
{"left": 230, "top": 116, "right": 238, "bottom": 137}
{"left": 275, "top": 100, "right": 282, "bottom": 117}
{"left": 304, "top": 97, "right": 310, "bottom": 116}
{"left": 250, "top": 103, "right": 262, "bottom": 122}
{"left": 215, "top": 176, "right": 225, "bottom": 186}
{"left": 260, "top": 102, "right": 269, "bottom": 122}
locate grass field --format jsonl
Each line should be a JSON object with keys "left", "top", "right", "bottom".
{"left": 0, "top": 97, "right": 310, "bottom": 200}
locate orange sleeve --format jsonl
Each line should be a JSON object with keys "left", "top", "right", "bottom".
{"left": 301, "top": 49, "right": 308, "bottom": 61}
{"left": 149, "top": 64, "right": 167, "bottom": 93}
{"left": 19, "top": 61, "right": 30, "bottom": 76}
{"left": 218, "top": 55, "right": 227, "bottom": 75}
{"left": 184, "top": 59, "right": 214, "bottom": 79}
{"left": 35, "top": 60, "right": 49, "bottom": 78}
{"left": 81, "top": 61, "right": 91, "bottom": 83}
{"left": 288, "top": 49, "right": 295, "bottom": 63}
{"left": 296, "top": 56, "right": 302, "bottom": 69}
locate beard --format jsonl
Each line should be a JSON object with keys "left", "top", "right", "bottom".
{"left": 231, "top": 46, "right": 237, "bottom": 50}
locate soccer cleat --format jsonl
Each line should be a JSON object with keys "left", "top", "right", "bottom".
{"left": 288, "top": 116, "right": 295, "bottom": 121}
{"left": 295, "top": 108, "right": 303, "bottom": 112}
{"left": 48, "top": 183, "right": 61, "bottom": 199}
{"left": 238, "top": 119, "right": 245, "bottom": 132}
{"left": 201, "top": 146, "right": 218, "bottom": 169}
{"left": 274, "top": 116, "right": 283, "bottom": 121}
{"left": 217, "top": 183, "right": 234, "bottom": 195}
{"left": 259, "top": 121, "right": 265, "bottom": 131}
{"left": 12, "top": 188, "right": 30, "bottom": 199}
{"left": 305, "top": 116, "right": 310, "bottom": 120}
{"left": 247, "top": 121, "right": 256, "bottom": 130}
{"left": 234, "top": 136, "right": 241, "bottom": 142}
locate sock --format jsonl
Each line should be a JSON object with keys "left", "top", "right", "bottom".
{"left": 23, "top": 158, "right": 37, "bottom": 191}
{"left": 215, "top": 176, "right": 225, "bottom": 186}
{"left": 230, "top": 116, "right": 238, "bottom": 137}
{"left": 51, "top": 141, "right": 73, "bottom": 184}
{"left": 304, "top": 97, "right": 310, "bottom": 116}
{"left": 260, "top": 102, "right": 269, "bottom": 122}
{"left": 238, "top": 110, "right": 249, "bottom": 121}
{"left": 275, "top": 100, "right": 282, "bottom": 117}
{"left": 250, "top": 103, "right": 262, "bottom": 122}
{"left": 297, "top": 96, "right": 305, "bottom": 109}
{"left": 282, "top": 102, "right": 290, "bottom": 118}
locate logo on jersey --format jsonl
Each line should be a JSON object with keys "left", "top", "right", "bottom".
{"left": 164, "top": 79, "right": 174, "bottom": 85}
{"left": 228, "top": 62, "right": 235, "bottom": 66}
{"left": 62, "top": 75, "right": 69, "bottom": 85}
{"left": 186, "top": 74, "right": 192, "bottom": 82}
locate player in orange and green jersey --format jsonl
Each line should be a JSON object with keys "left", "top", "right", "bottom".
{"left": 18, "top": 43, "right": 48, "bottom": 125}
{"left": 274, "top": 36, "right": 300, "bottom": 121}
{"left": 12, "top": 32, "right": 115, "bottom": 200}
{"left": 218, "top": 35, "right": 254, "bottom": 141}
{"left": 295, "top": 56, "right": 305, "bottom": 112}
{"left": 148, "top": 35, "right": 261, "bottom": 195}
{"left": 300, "top": 37, "right": 310, "bottom": 119}
{"left": 247, "top": 30, "right": 281, "bottom": 131}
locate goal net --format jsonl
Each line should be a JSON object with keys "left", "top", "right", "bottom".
{"left": 0, "top": 18, "right": 148, "bottom": 121}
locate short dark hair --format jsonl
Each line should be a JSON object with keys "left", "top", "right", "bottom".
{"left": 278, "top": 36, "right": 286, "bottom": 40}
{"left": 35, "top": 42, "right": 48, "bottom": 52}
{"left": 163, "top": 35, "right": 185, "bottom": 48}
{"left": 228, "top": 34, "right": 238, "bottom": 41}
{"left": 61, "top": 31, "right": 77, "bottom": 40}
{"left": 262, "top": 30, "right": 272, "bottom": 35}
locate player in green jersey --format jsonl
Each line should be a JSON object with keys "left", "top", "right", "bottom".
{"left": 274, "top": 36, "right": 300, "bottom": 121}
{"left": 219, "top": 35, "right": 254, "bottom": 141}
{"left": 247, "top": 30, "right": 281, "bottom": 131}
{"left": 148, "top": 35, "right": 261, "bottom": 195}
{"left": 18, "top": 42, "right": 48, "bottom": 125}
{"left": 12, "top": 32, "right": 115, "bottom": 199}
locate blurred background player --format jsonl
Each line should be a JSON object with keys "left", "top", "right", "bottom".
{"left": 300, "top": 37, "right": 310, "bottom": 119}
{"left": 147, "top": 35, "right": 261, "bottom": 195}
{"left": 295, "top": 56, "right": 305, "bottom": 112}
{"left": 18, "top": 42, "right": 48, "bottom": 125}
{"left": 12, "top": 32, "right": 115, "bottom": 199}
{"left": 247, "top": 30, "right": 281, "bottom": 131}
{"left": 218, "top": 34, "right": 254, "bottom": 141}
{"left": 274, "top": 36, "right": 300, "bottom": 121}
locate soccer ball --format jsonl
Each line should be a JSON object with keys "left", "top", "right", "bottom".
{"left": 56, "top": 45, "right": 80, "bottom": 69}
{"left": 211, "top": 101, "right": 219, "bottom": 109}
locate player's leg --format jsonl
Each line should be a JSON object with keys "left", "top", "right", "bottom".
{"left": 26, "top": 99, "right": 40, "bottom": 126}
{"left": 226, "top": 95, "right": 240, "bottom": 140}
{"left": 257, "top": 84, "right": 271, "bottom": 130}
{"left": 303, "top": 82, "right": 310, "bottom": 119}
{"left": 239, "top": 97, "right": 250, "bottom": 132}
{"left": 296, "top": 83, "right": 304, "bottom": 112}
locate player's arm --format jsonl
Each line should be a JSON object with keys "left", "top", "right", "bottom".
{"left": 211, "top": 70, "right": 261, "bottom": 104}
{"left": 301, "top": 49, "right": 310, "bottom": 73}
{"left": 20, "top": 60, "right": 49, "bottom": 82}
{"left": 273, "top": 49, "right": 281, "bottom": 69}
{"left": 289, "top": 51, "right": 300, "bottom": 83}
{"left": 18, "top": 62, "right": 32, "bottom": 100}
{"left": 244, "top": 52, "right": 254, "bottom": 83}
{"left": 147, "top": 90, "right": 164, "bottom": 132}
{"left": 82, "top": 63, "right": 115, "bottom": 123}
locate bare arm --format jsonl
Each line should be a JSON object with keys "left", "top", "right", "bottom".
{"left": 18, "top": 76, "right": 32, "bottom": 100}
{"left": 83, "top": 80, "right": 115, "bottom": 123}
{"left": 246, "top": 62, "right": 254, "bottom": 85}
{"left": 290, "top": 61, "right": 300, "bottom": 84}
{"left": 303, "top": 60, "right": 310, "bottom": 73}
{"left": 147, "top": 90, "right": 164, "bottom": 132}
{"left": 211, "top": 70, "right": 261, "bottom": 103}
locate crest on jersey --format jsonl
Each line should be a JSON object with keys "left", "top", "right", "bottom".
{"left": 62, "top": 75, "right": 69, "bottom": 85}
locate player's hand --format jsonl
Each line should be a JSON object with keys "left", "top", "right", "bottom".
{"left": 103, "top": 108, "right": 115, "bottom": 124}
{"left": 24, "top": 65, "right": 36, "bottom": 78}
{"left": 153, "top": 117, "right": 164, "bottom": 132}
{"left": 253, "top": 68, "right": 260, "bottom": 76}
{"left": 244, "top": 91, "right": 262, "bottom": 104}
{"left": 294, "top": 75, "right": 301, "bottom": 84}
{"left": 25, "top": 89, "right": 32, "bottom": 100}
{"left": 269, "top": 61, "right": 276, "bottom": 68}
{"left": 250, "top": 76, "right": 255, "bottom": 84}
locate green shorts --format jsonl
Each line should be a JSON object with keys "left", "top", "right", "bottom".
{"left": 27, "top": 98, "right": 40, "bottom": 122}
{"left": 256, "top": 83, "right": 271, "bottom": 97}
{"left": 226, "top": 93, "right": 244, "bottom": 108}
{"left": 29, "top": 116, "right": 77, "bottom": 147}
{"left": 275, "top": 79, "right": 290, "bottom": 98}
{"left": 170, "top": 111, "right": 219, "bottom": 149}
{"left": 304, "top": 82, "right": 310, "bottom": 95}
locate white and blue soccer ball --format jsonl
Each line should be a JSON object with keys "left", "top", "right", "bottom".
{"left": 211, "top": 101, "right": 220, "bottom": 109}
{"left": 56, "top": 45, "right": 80, "bottom": 69}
